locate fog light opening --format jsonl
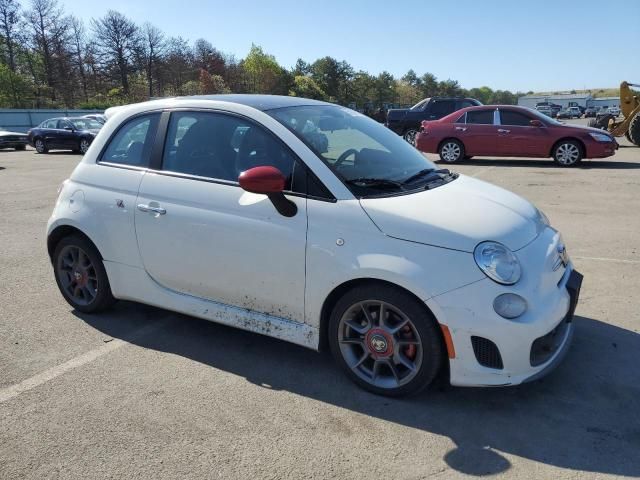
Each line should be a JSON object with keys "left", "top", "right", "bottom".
{"left": 493, "top": 293, "right": 527, "bottom": 319}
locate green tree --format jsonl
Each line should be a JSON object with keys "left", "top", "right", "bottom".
{"left": 420, "top": 72, "right": 438, "bottom": 97}
{"left": 289, "top": 75, "right": 326, "bottom": 100}
{"left": 243, "top": 44, "right": 288, "bottom": 94}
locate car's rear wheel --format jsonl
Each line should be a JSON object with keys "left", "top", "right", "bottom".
{"left": 628, "top": 113, "right": 640, "bottom": 146}
{"left": 439, "top": 139, "right": 464, "bottom": 163}
{"left": 53, "top": 235, "right": 116, "bottom": 313}
{"left": 34, "top": 138, "right": 47, "bottom": 153}
{"left": 553, "top": 140, "right": 583, "bottom": 167}
{"left": 79, "top": 138, "right": 90, "bottom": 154}
{"left": 403, "top": 128, "right": 418, "bottom": 146}
{"left": 328, "top": 284, "right": 444, "bottom": 396}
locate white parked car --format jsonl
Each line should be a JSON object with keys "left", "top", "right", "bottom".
{"left": 607, "top": 106, "right": 621, "bottom": 117}
{"left": 47, "top": 95, "right": 582, "bottom": 396}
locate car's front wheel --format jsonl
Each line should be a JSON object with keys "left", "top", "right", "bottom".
{"left": 438, "top": 139, "right": 464, "bottom": 163}
{"left": 553, "top": 140, "right": 583, "bottom": 167}
{"left": 53, "top": 234, "right": 116, "bottom": 313}
{"left": 34, "top": 138, "right": 47, "bottom": 153}
{"left": 78, "top": 138, "right": 90, "bottom": 154}
{"left": 328, "top": 284, "right": 444, "bottom": 396}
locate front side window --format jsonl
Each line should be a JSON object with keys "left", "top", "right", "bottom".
{"left": 162, "top": 111, "right": 298, "bottom": 190}
{"left": 466, "top": 110, "right": 495, "bottom": 125}
{"left": 500, "top": 110, "right": 533, "bottom": 127}
{"left": 268, "top": 105, "right": 440, "bottom": 197}
{"left": 57, "top": 120, "right": 72, "bottom": 129}
{"left": 100, "top": 113, "right": 160, "bottom": 167}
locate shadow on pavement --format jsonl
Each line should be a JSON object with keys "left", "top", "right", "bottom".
{"left": 77, "top": 304, "right": 640, "bottom": 477}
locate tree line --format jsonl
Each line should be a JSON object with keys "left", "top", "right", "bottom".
{"left": 0, "top": 0, "right": 525, "bottom": 111}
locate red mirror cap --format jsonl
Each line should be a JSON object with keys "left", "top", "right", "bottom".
{"left": 238, "top": 166, "right": 286, "bottom": 194}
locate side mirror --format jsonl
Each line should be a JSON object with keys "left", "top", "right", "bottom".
{"left": 238, "top": 166, "right": 297, "bottom": 217}
{"left": 530, "top": 119, "right": 544, "bottom": 127}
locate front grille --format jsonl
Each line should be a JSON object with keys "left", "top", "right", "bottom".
{"left": 530, "top": 319, "right": 569, "bottom": 366}
{"left": 471, "top": 336, "right": 504, "bottom": 369}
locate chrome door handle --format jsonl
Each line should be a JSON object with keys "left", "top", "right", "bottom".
{"left": 455, "top": 127, "right": 467, "bottom": 131}
{"left": 137, "top": 204, "right": 166, "bottom": 215}
{"left": 498, "top": 128, "right": 511, "bottom": 133}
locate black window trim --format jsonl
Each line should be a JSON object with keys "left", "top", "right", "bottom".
{"left": 101, "top": 106, "right": 336, "bottom": 203}
{"left": 466, "top": 108, "right": 497, "bottom": 126}
{"left": 454, "top": 112, "right": 467, "bottom": 124}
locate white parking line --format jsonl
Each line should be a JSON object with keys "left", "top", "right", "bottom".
{"left": 0, "top": 320, "right": 169, "bottom": 404}
{"left": 574, "top": 255, "right": 640, "bottom": 265}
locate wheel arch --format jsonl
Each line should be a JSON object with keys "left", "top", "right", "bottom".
{"left": 47, "top": 224, "right": 103, "bottom": 263}
{"left": 549, "top": 137, "right": 586, "bottom": 158}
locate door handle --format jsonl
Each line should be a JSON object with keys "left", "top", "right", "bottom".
{"left": 137, "top": 204, "right": 166, "bottom": 215}
{"left": 455, "top": 127, "right": 467, "bottom": 131}
{"left": 498, "top": 128, "right": 511, "bottom": 134}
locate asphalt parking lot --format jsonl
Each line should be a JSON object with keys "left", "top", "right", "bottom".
{"left": 1, "top": 127, "right": 639, "bottom": 479}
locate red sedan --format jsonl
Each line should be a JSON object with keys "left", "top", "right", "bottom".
{"left": 415, "top": 105, "right": 618, "bottom": 167}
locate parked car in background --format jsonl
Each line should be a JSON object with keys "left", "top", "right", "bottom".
{"left": 556, "top": 109, "right": 572, "bottom": 119}
{"left": 415, "top": 105, "right": 617, "bottom": 167}
{"left": 386, "top": 97, "right": 482, "bottom": 145}
{"left": 82, "top": 113, "right": 107, "bottom": 124}
{"left": 607, "top": 105, "right": 621, "bottom": 117}
{"left": 584, "top": 106, "right": 598, "bottom": 118}
{"left": 27, "top": 117, "right": 103, "bottom": 154}
{"left": 47, "top": 94, "right": 582, "bottom": 396}
{"left": 535, "top": 105, "right": 553, "bottom": 117}
{"left": 0, "top": 128, "right": 29, "bottom": 150}
{"left": 568, "top": 107, "right": 582, "bottom": 118}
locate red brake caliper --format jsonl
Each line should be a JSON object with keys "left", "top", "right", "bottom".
{"left": 401, "top": 325, "right": 417, "bottom": 360}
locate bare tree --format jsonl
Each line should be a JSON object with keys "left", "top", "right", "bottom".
{"left": 141, "top": 22, "right": 164, "bottom": 98}
{"left": 69, "top": 16, "right": 88, "bottom": 102}
{"left": 0, "top": 0, "right": 20, "bottom": 71}
{"left": 91, "top": 10, "right": 139, "bottom": 94}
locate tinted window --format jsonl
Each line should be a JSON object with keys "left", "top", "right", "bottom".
{"left": 41, "top": 119, "right": 57, "bottom": 129}
{"left": 57, "top": 120, "right": 72, "bottom": 129}
{"left": 429, "top": 100, "right": 456, "bottom": 118}
{"left": 467, "top": 110, "right": 495, "bottom": 125}
{"left": 457, "top": 100, "right": 477, "bottom": 110}
{"left": 500, "top": 110, "right": 533, "bottom": 126}
{"left": 162, "top": 111, "right": 298, "bottom": 190}
{"left": 454, "top": 112, "right": 466, "bottom": 123}
{"left": 101, "top": 113, "right": 160, "bottom": 167}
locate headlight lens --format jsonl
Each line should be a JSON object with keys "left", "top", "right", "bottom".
{"left": 589, "top": 132, "right": 613, "bottom": 142}
{"left": 474, "top": 241, "right": 522, "bottom": 285}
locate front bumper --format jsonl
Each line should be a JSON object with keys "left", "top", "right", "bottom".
{"left": 426, "top": 228, "right": 583, "bottom": 387}
{"left": 585, "top": 139, "right": 618, "bottom": 158}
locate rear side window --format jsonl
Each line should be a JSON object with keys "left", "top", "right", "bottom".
{"left": 454, "top": 112, "right": 466, "bottom": 123}
{"left": 429, "top": 100, "right": 456, "bottom": 118}
{"left": 467, "top": 110, "right": 495, "bottom": 125}
{"left": 100, "top": 113, "right": 160, "bottom": 167}
{"left": 41, "top": 119, "right": 57, "bottom": 129}
{"left": 500, "top": 110, "right": 533, "bottom": 126}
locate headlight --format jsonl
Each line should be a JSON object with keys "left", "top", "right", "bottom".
{"left": 589, "top": 132, "right": 613, "bottom": 142}
{"left": 474, "top": 241, "right": 521, "bottom": 285}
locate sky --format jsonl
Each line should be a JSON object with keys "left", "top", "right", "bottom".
{"left": 57, "top": 0, "right": 640, "bottom": 93}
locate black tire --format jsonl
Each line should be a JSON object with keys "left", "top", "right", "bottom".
{"left": 14, "top": 145, "right": 26, "bottom": 151}
{"left": 78, "top": 137, "right": 91, "bottom": 154}
{"left": 628, "top": 113, "right": 640, "bottom": 146}
{"left": 328, "top": 284, "right": 444, "bottom": 397}
{"left": 34, "top": 138, "right": 48, "bottom": 153}
{"left": 552, "top": 139, "right": 583, "bottom": 167}
{"left": 626, "top": 131, "right": 633, "bottom": 143}
{"left": 463, "top": 155, "right": 473, "bottom": 160}
{"left": 438, "top": 139, "right": 464, "bottom": 163}
{"left": 52, "top": 234, "right": 116, "bottom": 313}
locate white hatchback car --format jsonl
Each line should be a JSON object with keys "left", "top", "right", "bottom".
{"left": 47, "top": 95, "right": 582, "bottom": 396}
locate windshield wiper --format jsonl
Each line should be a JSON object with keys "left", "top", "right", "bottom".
{"left": 402, "top": 168, "right": 455, "bottom": 185}
{"left": 345, "top": 177, "right": 404, "bottom": 190}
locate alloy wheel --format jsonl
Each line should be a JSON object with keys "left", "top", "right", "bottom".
{"left": 79, "top": 139, "right": 90, "bottom": 154}
{"left": 337, "top": 300, "right": 423, "bottom": 389}
{"left": 35, "top": 139, "right": 45, "bottom": 153}
{"left": 441, "top": 142, "right": 461, "bottom": 162}
{"left": 56, "top": 245, "right": 98, "bottom": 306}
{"left": 404, "top": 129, "right": 418, "bottom": 146}
{"left": 555, "top": 143, "right": 580, "bottom": 165}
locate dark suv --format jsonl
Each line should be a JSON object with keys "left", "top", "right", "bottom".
{"left": 386, "top": 97, "right": 482, "bottom": 144}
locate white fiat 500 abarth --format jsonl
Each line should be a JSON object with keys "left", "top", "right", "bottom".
{"left": 47, "top": 95, "right": 582, "bottom": 396}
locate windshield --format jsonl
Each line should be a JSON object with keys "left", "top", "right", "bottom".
{"left": 70, "top": 118, "right": 103, "bottom": 130}
{"left": 410, "top": 98, "right": 430, "bottom": 110}
{"left": 268, "top": 105, "right": 438, "bottom": 196}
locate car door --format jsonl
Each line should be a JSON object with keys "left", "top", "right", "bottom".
{"left": 41, "top": 119, "right": 59, "bottom": 147}
{"left": 498, "top": 108, "right": 549, "bottom": 156}
{"left": 56, "top": 120, "right": 76, "bottom": 149}
{"left": 456, "top": 108, "right": 501, "bottom": 156}
{"left": 134, "top": 110, "right": 308, "bottom": 323}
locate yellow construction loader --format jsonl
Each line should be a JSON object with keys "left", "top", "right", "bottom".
{"left": 589, "top": 81, "right": 640, "bottom": 146}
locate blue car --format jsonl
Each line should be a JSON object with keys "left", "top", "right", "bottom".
{"left": 27, "top": 117, "right": 103, "bottom": 154}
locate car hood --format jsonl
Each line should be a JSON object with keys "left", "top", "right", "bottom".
{"left": 359, "top": 175, "right": 544, "bottom": 252}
